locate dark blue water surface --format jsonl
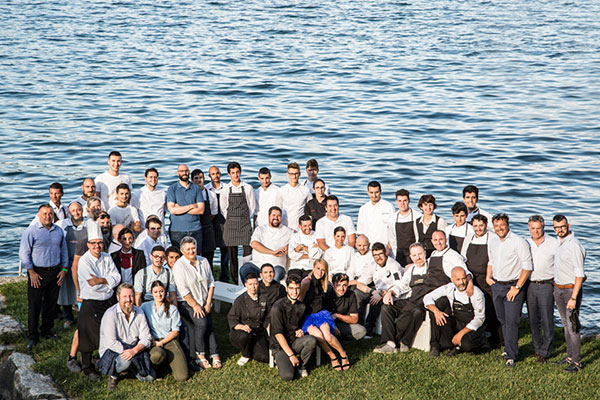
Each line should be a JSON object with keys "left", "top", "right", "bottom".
{"left": 1, "top": 0, "right": 598, "bottom": 328}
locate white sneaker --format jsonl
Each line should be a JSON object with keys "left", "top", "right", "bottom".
{"left": 399, "top": 343, "right": 410, "bottom": 353}
{"left": 300, "top": 368, "right": 308, "bottom": 377}
{"left": 237, "top": 356, "right": 250, "bottom": 366}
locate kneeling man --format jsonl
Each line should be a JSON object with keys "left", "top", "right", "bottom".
{"left": 97, "top": 283, "right": 154, "bottom": 391}
{"left": 424, "top": 267, "right": 485, "bottom": 357}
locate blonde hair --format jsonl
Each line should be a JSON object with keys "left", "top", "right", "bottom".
{"left": 313, "top": 258, "right": 329, "bottom": 292}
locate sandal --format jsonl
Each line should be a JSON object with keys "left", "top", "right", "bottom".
{"left": 212, "top": 357, "right": 222, "bottom": 369}
{"left": 196, "top": 355, "right": 211, "bottom": 369}
{"left": 340, "top": 356, "right": 350, "bottom": 371}
{"left": 331, "top": 357, "right": 342, "bottom": 371}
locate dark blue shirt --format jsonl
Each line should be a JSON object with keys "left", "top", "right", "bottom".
{"left": 166, "top": 182, "right": 204, "bottom": 231}
{"left": 19, "top": 220, "right": 68, "bottom": 269}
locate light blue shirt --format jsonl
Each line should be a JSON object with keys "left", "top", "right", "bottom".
{"left": 140, "top": 301, "right": 181, "bottom": 340}
{"left": 19, "top": 219, "right": 68, "bottom": 269}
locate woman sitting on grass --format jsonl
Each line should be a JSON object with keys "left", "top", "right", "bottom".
{"left": 300, "top": 259, "right": 350, "bottom": 371}
{"left": 141, "top": 280, "right": 188, "bottom": 381}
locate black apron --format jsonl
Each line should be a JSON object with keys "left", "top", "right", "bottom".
{"left": 416, "top": 216, "right": 439, "bottom": 255}
{"left": 395, "top": 210, "right": 416, "bottom": 265}
{"left": 465, "top": 233, "right": 491, "bottom": 297}
{"left": 211, "top": 186, "right": 226, "bottom": 248}
{"left": 452, "top": 294, "right": 475, "bottom": 330}
{"left": 423, "top": 248, "right": 450, "bottom": 289}
{"left": 78, "top": 298, "right": 115, "bottom": 352}
{"left": 448, "top": 225, "right": 466, "bottom": 253}
{"left": 223, "top": 186, "right": 252, "bottom": 246}
{"left": 200, "top": 188, "right": 216, "bottom": 252}
{"left": 408, "top": 266, "right": 429, "bottom": 302}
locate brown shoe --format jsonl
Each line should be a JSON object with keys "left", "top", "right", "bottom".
{"left": 536, "top": 355, "right": 547, "bottom": 364}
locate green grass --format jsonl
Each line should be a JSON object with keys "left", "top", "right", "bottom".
{"left": 2, "top": 280, "right": 600, "bottom": 399}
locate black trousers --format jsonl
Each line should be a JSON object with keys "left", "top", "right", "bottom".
{"left": 428, "top": 297, "right": 482, "bottom": 352}
{"left": 27, "top": 266, "right": 61, "bottom": 341}
{"left": 354, "top": 286, "right": 380, "bottom": 335}
{"left": 225, "top": 245, "right": 251, "bottom": 284}
{"left": 380, "top": 299, "right": 426, "bottom": 346}
{"left": 229, "top": 329, "right": 269, "bottom": 363}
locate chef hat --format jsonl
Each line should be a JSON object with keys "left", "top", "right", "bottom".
{"left": 87, "top": 220, "right": 103, "bottom": 241}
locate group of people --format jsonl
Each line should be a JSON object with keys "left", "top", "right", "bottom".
{"left": 19, "top": 151, "right": 587, "bottom": 390}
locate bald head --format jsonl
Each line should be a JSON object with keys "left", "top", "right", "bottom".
{"left": 431, "top": 230, "right": 447, "bottom": 252}
{"left": 451, "top": 267, "right": 467, "bottom": 292}
{"left": 82, "top": 178, "right": 96, "bottom": 199}
{"left": 177, "top": 164, "right": 190, "bottom": 182}
{"left": 209, "top": 165, "right": 221, "bottom": 186}
{"left": 356, "top": 234, "right": 370, "bottom": 255}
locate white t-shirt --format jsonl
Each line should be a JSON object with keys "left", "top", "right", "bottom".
{"left": 131, "top": 185, "right": 166, "bottom": 226}
{"left": 324, "top": 245, "right": 354, "bottom": 275}
{"left": 95, "top": 171, "right": 132, "bottom": 209}
{"left": 288, "top": 230, "right": 323, "bottom": 271}
{"left": 315, "top": 214, "right": 356, "bottom": 248}
{"left": 108, "top": 204, "right": 141, "bottom": 227}
{"left": 254, "top": 184, "right": 283, "bottom": 227}
{"left": 356, "top": 199, "right": 395, "bottom": 246}
{"left": 250, "top": 224, "right": 294, "bottom": 267}
{"left": 351, "top": 252, "right": 376, "bottom": 285}
{"left": 279, "top": 183, "right": 312, "bottom": 230}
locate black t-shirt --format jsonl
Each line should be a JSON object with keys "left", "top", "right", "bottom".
{"left": 304, "top": 198, "right": 326, "bottom": 230}
{"left": 227, "top": 292, "right": 269, "bottom": 331}
{"left": 303, "top": 276, "right": 330, "bottom": 316}
{"left": 259, "top": 281, "right": 286, "bottom": 308}
{"left": 269, "top": 297, "right": 306, "bottom": 350}
{"left": 325, "top": 288, "right": 358, "bottom": 316}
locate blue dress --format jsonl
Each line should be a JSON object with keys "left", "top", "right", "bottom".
{"left": 301, "top": 276, "right": 336, "bottom": 333}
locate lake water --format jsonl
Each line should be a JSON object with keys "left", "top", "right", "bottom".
{"left": 1, "top": 0, "right": 598, "bottom": 329}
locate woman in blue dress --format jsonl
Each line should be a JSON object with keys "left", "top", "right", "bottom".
{"left": 299, "top": 258, "right": 350, "bottom": 371}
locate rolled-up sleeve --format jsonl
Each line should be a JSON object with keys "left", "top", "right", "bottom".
{"left": 518, "top": 239, "right": 533, "bottom": 271}
{"left": 170, "top": 306, "right": 181, "bottom": 332}
{"left": 466, "top": 291, "right": 486, "bottom": 331}
{"left": 572, "top": 242, "right": 586, "bottom": 278}
{"left": 137, "top": 312, "right": 153, "bottom": 349}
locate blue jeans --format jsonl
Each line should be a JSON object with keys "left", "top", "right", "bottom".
{"left": 115, "top": 357, "right": 154, "bottom": 381}
{"left": 239, "top": 262, "right": 285, "bottom": 285}
{"left": 169, "top": 229, "right": 203, "bottom": 253}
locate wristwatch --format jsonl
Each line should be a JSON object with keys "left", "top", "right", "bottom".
{"left": 514, "top": 285, "right": 521, "bottom": 291}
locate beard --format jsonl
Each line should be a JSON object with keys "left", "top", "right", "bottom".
{"left": 179, "top": 174, "right": 189, "bottom": 182}
{"left": 122, "top": 303, "right": 134, "bottom": 313}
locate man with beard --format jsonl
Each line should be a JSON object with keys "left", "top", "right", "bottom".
{"left": 75, "top": 178, "right": 107, "bottom": 218}
{"left": 97, "top": 283, "right": 154, "bottom": 390}
{"left": 288, "top": 215, "right": 323, "bottom": 279}
{"left": 206, "top": 165, "right": 229, "bottom": 281}
{"left": 166, "top": 164, "right": 205, "bottom": 249}
{"left": 425, "top": 267, "right": 485, "bottom": 356}
{"left": 239, "top": 207, "right": 292, "bottom": 284}
{"left": 463, "top": 185, "right": 493, "bottom": 229}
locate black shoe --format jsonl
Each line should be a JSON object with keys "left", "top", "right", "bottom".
{"left": 429, "top": 347, "right": 440, "bottom": 358}
{"left": 107, "top": 376, "right": 118, "bottom": 391}
{"left": 536, "top": 355, "right": 548, "bottom": 364}
{"left": 87, "top": 372, "right": 101, "bottom": 382}
{"left": 27, "top": 339, "right": 38, "bottom": 350}
{"left": 553, "top": 357, "right": 571, "bottom": 366}
{"left": 446, "top": 347, "right": 460, "bottom": 357}
{"left": 189, "top": 363, "right": 201, "bottom": 373}
{"left": 564, "top": 362, "right": 582, "bottom": 373}
{"left": 496, "top": 352, "right": 508, "bottom": 361}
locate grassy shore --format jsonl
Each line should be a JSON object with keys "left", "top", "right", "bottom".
{"left": 1, "top": 280, "right": 599, "bottom": 400}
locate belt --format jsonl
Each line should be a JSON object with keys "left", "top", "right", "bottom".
{"left": 555, "top": 283, "right": 575, "bottom": 289}
{"left": 495, "top": 280, "right": 518, "bottom": 285}
{"left": 531, "top": 279, "right": 554, "bottom": 285}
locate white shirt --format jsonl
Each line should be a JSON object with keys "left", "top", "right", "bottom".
{"left": 205, "top": 181, "right": 224, "bottom": 196}
{"left": 554, "top": 233, "right": 586, "bottom": 285}
{"left": 95, "top": 171, "right": 132, "bottom": 209}
{"left": 324, "top": 245, "right": 354, "bottom": 275}
{"left": 288, "top": 230, "right": 323, "bottom": 271}
{"left": 527, "top": 235, "right": 559, "bottom": 281}
{"left": 203, "top": 187, "right": 218, "bottom": 216}
{"left": 99, "top": 304, "right": 152, "bottom": 358}
{"left": 391, "top": 263, "right": 428, "bottom": 299}
{"left": 430, "top": 247, "right": 471, "bottom": 277}
{"left": 279, "top": 183, "right": 312, "bottom": 230}
{"left": 372, "top": 257, "right": 404, "bottom": 292}
{"left": 50, "top": 201, "right": 68, "bottom": 221}
{"left": 356, "top": 199, "right": 395, "bottom": 246}
{"left": 131, "top": 185, "right": 166, "bottom": 226}
{"left": 302, "top": 179, "right": 331, "bottom": 195}
{"left": 134, "top": 233, "right": 169, "bottom": 266}
{"left": 466, "top": 207, "right": 494, "bottom": 230}
{"left": 445, "top": 223, "right": 474, "bottom": 246}
{"left": 351, "top": 252, "right": 376, "bottom": 284}
{"left": 315, "top": 214, "right": 356, "bottom": 248}
{"left": 461, "top": 231, "right": 496, "bottom": 258}
{"left": 219, "top": 181, "right": 256, "bottom": 219}
{"left": 108, "top": 204, "right": 141, "bottom": 227}
{"left": 417, "top": 214, "right": 448, "bottom": 234}
{"left": 250, "top": 224, "right": 293, "bottom": 266}
{"left": 488, "top": 230, "right": 533, "bottom": 281}
{"left": 57, "top": 217, "right": 88, "bottom": 234}
{"left": 388, "top": 209, "right": 422, "bottom": 255}
{"left": 423, "top": 283, "right": 485, "bottom": 331}
{"left": 254, "top": 184, "right": 283, "bottom": 227}
{"left": 77, "top": 251, "right": 121, "bottom": 301}
{"left": 172, "top": 256, "right": 214, "bottom": 307}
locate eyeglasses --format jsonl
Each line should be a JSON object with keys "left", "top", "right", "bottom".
{"left": 151, "top": 254, "right": 165, "bottom": 260}
{"left": 372, "top": 252, "right": 386, "bottom": 258}
{"left": 553, "top": 225, "right": 568, "bottom": 231}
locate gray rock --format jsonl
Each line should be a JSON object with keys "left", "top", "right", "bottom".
{"left": 0, "top": 313, "right": 22, "bottom": 338}
{"left": 0, "top": 352, "right": 65, "bottom": 400}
